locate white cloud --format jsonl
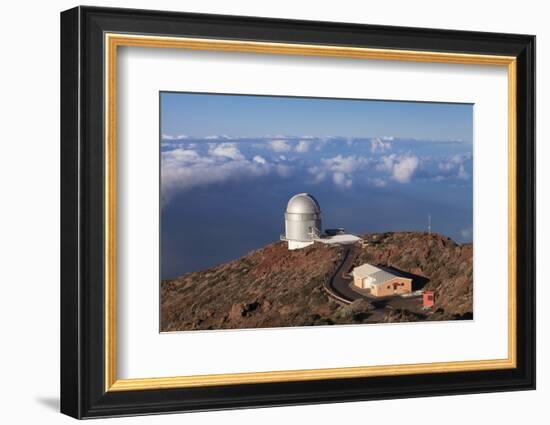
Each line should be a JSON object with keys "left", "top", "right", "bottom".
{"left": 276, "top": 164, "right": 293, "bottom": 178}
{"left": 438, "top": 162, "right": 454, "bottom": 172}
{"left": 314, "top": 137, "right": 333, "bottom": 151}
{"left": 392, "top": 155, "right": 419, "bottom": 183}
{"left": 253, "top": 155, "right": 266, "bottom": 164}
{"left": 295, "top": 140, "right": 311, "bottom": 153}
{"left": 376, "top": 154, "right": 397, "bottom": 173}
{"left": 332, "top": 172, "right": 352, "bottom": 188}
{"left": 307, "top": 166, "right": 327, "bottom": 183}
{"left": 161, "top": 148, "right": 270, "bottom": 206}
{"left": 269, "top": 139, "right": 292, "bottom": 152}
{"left": 162, "top": 133, "right": 189, "bottom": 140}
{"left": 458, "top": 164, "right": 470, "bottom": 180}
{"left": 314, "top": 155, "right": 369, "bottom": 187}
{"left": 451, "top": 153, "right": 471, "bottom": 164}
{"left": 370, "top": 137, "right": 392, "bottom": 153}
{"left": 307, "top": 155, "right": 368, "bottom": 188}
{"left": 436, "top": 153, "right": 472, "bottom": 181}
{"left": 163, "top": 148, "right": 203, "bottom": 163}
{"left": 207, "top": 143, "right": 244, "bottom": 161}
{"left": 202, "top": 134, "right": 235, "bottom": 140}
{"left": 377, "top": 154, "right": 419, "bottom": 183}
{"left": 321, "top": 155, "right": 368, "bottom": 174}
{"left": 368, "top": 177, "right": 387, "bottom": 187}
{"left": 439, "top": 153, "right": 470, "bottom": 170}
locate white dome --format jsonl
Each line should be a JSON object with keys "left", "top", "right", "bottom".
{"left": 283, "top": 193, "right": 322, "bottom": 249}
{"left": 286, "top": 193, "right": 321, "bottom": 215}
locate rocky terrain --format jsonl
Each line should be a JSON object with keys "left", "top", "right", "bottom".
{"left": 357, "top": 232, "right": 473, "bottom": 320}
{"left": 160, "top": 232, "right": 473, "bottom": 332}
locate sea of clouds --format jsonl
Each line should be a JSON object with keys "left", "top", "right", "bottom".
{"left": 160, "top": 134, "right": 472, "bottom": 207}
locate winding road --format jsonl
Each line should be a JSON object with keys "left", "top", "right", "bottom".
{"left": 324, "top": 244, "right": 424, "bottom": 328}
{"left": 325, "top": 245, "right": 365, "bottom": 304}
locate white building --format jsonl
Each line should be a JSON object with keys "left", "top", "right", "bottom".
{"left": 352, "top": 263, "right": 412, "bottom": 297}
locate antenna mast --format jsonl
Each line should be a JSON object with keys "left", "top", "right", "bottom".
{"left": 428, "top": 214, "right": 432, "bottom": 235}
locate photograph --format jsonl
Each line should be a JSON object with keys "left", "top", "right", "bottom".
{"left": 159, "top": 92, "right": 474, "bottom": 332}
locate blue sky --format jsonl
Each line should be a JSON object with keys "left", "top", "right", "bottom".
{"left": 160, "top": 92, "right": 473, "bottom": 279}
{"left": 161, "top": 92, "right": 473, "bottom": 142}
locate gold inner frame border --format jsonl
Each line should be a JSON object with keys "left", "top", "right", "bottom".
{"left": 104, "top": 33, "right": 517, "bottom": 392}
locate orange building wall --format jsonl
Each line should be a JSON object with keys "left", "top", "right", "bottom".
{"left": 423, "top": 291, "right": 435, "bottom": 308}
{"left": 352, "top": 275, "right": 413, "bottom": 297}
{"left": 353, "top": 275, "right": 363, "bottom": 288}
{"left": 371, "top": 277, "right": 412, "bottom": 297}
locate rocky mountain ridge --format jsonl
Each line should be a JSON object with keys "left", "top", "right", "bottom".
{"left": 160, "top": 231, "right": 473, "bottom": 332}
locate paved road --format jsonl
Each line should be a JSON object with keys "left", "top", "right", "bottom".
{"left": 325, "top": 245, "right": 364, "bottom": 304}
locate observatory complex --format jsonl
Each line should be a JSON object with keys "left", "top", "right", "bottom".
{"left": 280, "top": 193, "right": 362, "bottom": 250}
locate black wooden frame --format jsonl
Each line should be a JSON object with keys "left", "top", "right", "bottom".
{"left": 60, "top": 6, "right": 536, "bottom": 419}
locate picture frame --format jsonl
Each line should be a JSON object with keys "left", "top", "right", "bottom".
{"left": 60, "top": 5, "right": 535, "bottom": 419}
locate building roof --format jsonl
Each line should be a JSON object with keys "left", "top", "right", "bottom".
{"left": 352, "top": 263, "right": 411, "bottom": 285}
{"left": 316, "top": 234, "right": 362, "bottom": 245}
{"left": 353, "top": 263, "right": 380, "bottom": 277}
{"left": 286, "top": 193, "right": 321, "bottom": 215}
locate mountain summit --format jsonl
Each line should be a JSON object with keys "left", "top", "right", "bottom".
{"left": 160, "top": 231, "right": 472, "bottom": 332}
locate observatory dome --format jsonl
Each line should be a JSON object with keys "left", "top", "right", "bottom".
{"left": 286, "top": 193, "right": 321, "bottom": 215}
{"left": 282, "top": 193, "right": 322, "bottom": 250}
